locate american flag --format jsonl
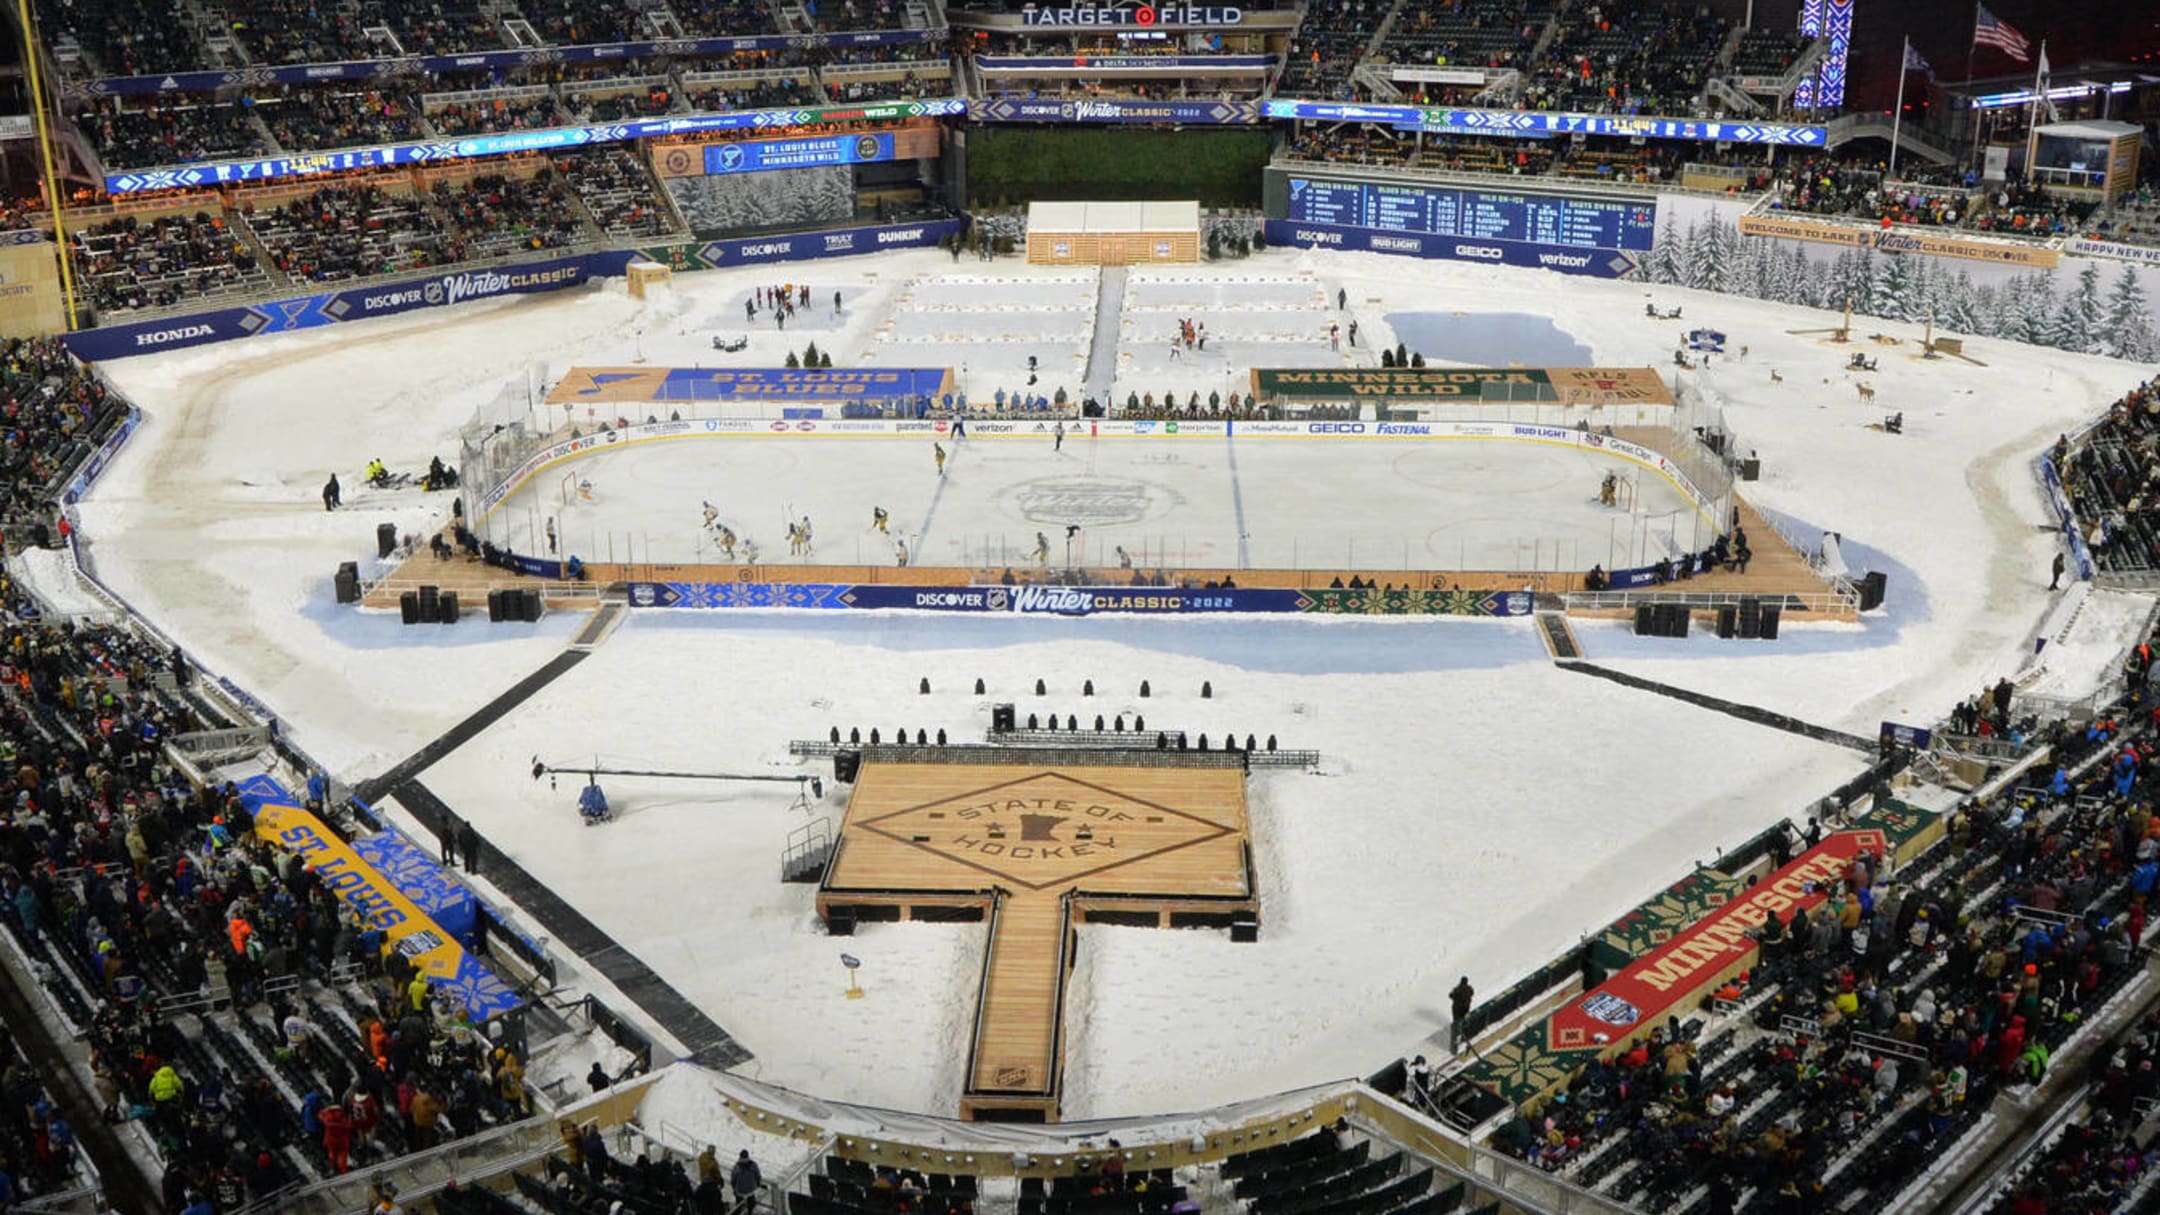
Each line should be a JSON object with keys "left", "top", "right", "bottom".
{"left": 1973, "top": 4, "right": 2031, "bottom": 62}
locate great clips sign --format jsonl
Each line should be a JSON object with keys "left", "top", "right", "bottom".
{"left": 1023, "top": 4, "right": 1242, "bottom": 25}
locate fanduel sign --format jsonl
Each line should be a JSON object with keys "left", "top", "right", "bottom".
{"left": 1024, "top": 4, "right": 1242, "bottom": 24}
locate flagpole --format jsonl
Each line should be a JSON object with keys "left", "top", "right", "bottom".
{"left": 1965, "top": 1, "right": 1978, "bottom": 82}
{"left": 1889, "top": 36, "right": 1910, "bottom": 180}
{"left": 2025, "top": 39, "right": 2045, "bottom": 180}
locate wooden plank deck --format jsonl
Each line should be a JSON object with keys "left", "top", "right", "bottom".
{"left": 967, "top": 894, "right": 1070, "bottom": 1100}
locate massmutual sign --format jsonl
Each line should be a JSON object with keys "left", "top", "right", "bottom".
{"left": 1023, "top": 3, "right": 1242, "bottom": 25}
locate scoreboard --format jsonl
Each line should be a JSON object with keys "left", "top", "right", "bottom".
{"left": 1285, "top": 177, "right": 1656, "bottom": 253}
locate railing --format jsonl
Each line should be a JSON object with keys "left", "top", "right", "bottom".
{"left": 959, "top": 887, "right": 1012, "bottom": 1096}
{"left": 1562, "top": 586, "right": 1860, "bottom": 616}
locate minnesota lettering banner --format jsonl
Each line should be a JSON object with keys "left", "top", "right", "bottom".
{"left": 236, "top": 783, "right": 522, "bottom": 1022}
{"left": 1547, "top": 828, "right": 1888, "bottom": 1051}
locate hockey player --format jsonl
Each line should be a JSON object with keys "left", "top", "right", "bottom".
{"left": 1034, "top": 531, "right": 1051, "bottom": 566}
{"left": 798, "top": 517, "right": 813, "bottom": 554}
{"left": 895, "top": 540, "right": 909, "bottom": 567}
{"left": 786, "top": 521, "right": 802, "bottom": 556}
{"left": 702, "top": 501, "right": 718, "bottom": 530}
{"left": 872, "top": 506, "right": 889, "bottom": 533}
{"left": 716, "top": 525, "right": 737, "bottom": 560}
{"left": 1599, "top": 473, "right": 1618, "bottom": 508}
{"left": 544, "top": 518, "right": 557, "bottom": 555}
{"left": 577, "top": 779, "right": 610, "bottom": 826}
{"left": 741, "top": 538, "right": 760, "bottom": 565}
{"left": 1054, "top": 421, "right": 1065, "bottom": 452}
{"left": 934, "top": 443, "right": 946, "bottom": 477}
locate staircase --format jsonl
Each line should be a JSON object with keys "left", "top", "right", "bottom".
{"left": 1826, "top": 111, "right": 1960, "bottom": 166}
{"left": 782, "top": 817, "right": 836, "bottom": 883}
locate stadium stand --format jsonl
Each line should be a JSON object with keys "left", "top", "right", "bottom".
{"left": 432, "top": 168, "right": 591, "bottom": 260}
{"left": 1520, "top": 2, "right": 1729, "bottom": 116}
{"left": 236, "top": 181, "right": 450, "bottom": 284}
{"left": 1984, "top": 1010, "right": 2160, "bottom": 1210}
{"left": 2055, "top": 381, "right": 2160, "bottom": 579}
{"left": 426, "top": 93, "right": 570, "bottom": 139}
{"left": 0, "top": 603, "right": 543, "bottom": 1208}
{"left": 0, "top": 339, "right": 124, "bottom": 525}
{"left": 69, "top": 208, "right": 271, "bottom": 316}
{"left": 73, "top": 102, "right": 269, "bottom": 172}
{"left": 1278, "top": 0, "right": 1384, "bottom": 100}
{"left": 553, "top": 147, "right": 682, "bottom": 240}
{"left": 35, "top": 0, "right": 202, "bottom": 77}
{"left": 1730, "top": 28, "right": 1809, "bottom": 77}
{"left": 1377, "top": 0, "right": 1549, "bottom": 72}
{"left": 254, "top": 87, "right": 428, "bottom": 156}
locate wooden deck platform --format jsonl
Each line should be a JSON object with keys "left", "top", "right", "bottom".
{"left": 819, "top": 761, "right": 1254, "bottom": 1121}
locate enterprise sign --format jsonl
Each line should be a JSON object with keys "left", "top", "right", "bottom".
{"left": 1023, "top": 4, "right": 1242, "bottom": 25}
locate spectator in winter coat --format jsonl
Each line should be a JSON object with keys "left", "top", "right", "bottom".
{"left": 587, "top": 1061, "right": 612, "bottom": 1092}
{"left": 731, "top": 1151, "right": 763, "bottom": 1209}
{"left": 321, "top": 1104, "right": 353, "bottom": 1173}
{"left": 697, "top": 1145, "right": 720, "bottom": 1185}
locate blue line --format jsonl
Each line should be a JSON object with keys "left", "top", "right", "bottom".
{"left": 913, "top": 440, "right": 958, "bottom": 558}
{"left": 1227, "top": 421, "right": 1251, "bottom": 568}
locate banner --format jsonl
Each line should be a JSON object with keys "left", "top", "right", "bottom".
{"left": 1738, "top": 213, "right": 2062, "bottom": 267}
{"left": 103, "top": 98, "right": 968, "bottom": 193}
{"left": 2038, "top": 453, "right": 2096, "bottom": 581}
{"left": 1249, "top": 367, "right": 1671, "bottom": 404}
{"left": 78, "top": 29, "right": 943, "bottom": 97}
{"left": 2066, "top": 237, "right": 2160, "bottom": 268}
{"left": 1262, "top": 99, "right": 1825, "bottom": 147}
{"left": 348, "top": 829, "right": 479, "bottom": 943}
{"left": 651, "top": 127, "right": 939, "bottom": 177}
{"left": 1547, "top": 828, "right": 1888, "bottom": 1050}
{"left": 549, "top": 366, "right": 955, "bottom": 404}
{"left": 975, "top": 54, "right": 1272, "bottom": 72}
{"left": 235, "top": 782, "right": 522, "bottom": 1022}
{"left": 1262, "top": 219, "right": 1640, "bottom": 278}
{"left": 63, "top": 220, "right": 958, "bottom": 362}
{"left": 619, "top": 580, "right": 1535, "bottom": 616}
{"left": 1020, "top": 5, "right": 1243, "bottom": 26}
{"left": 62, "top": 249, "right": 633, "bottom": 361}
{"left": 969, "top": 98, "right": 1260, "bottom": 124}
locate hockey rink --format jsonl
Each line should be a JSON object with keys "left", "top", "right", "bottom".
{"left": 484, "top": 429, "right": 1704, "bottom": 573}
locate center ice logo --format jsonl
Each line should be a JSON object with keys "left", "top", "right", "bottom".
{"left": 1006, "top": 476, "right": 1174, "bottom": 527}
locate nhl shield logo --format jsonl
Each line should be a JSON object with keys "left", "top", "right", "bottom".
{"left": 1581, "top": 992, "right": 1638, "bottom": 1027}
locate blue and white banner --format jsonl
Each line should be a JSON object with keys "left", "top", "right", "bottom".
{"left": 624, "top": 580, "right": 1301, "bottom": 613}
{"left": 969, "top": 97, "right": 1259, "bottom": 124}
{"left": 1262, "top": 219, "right": 1640, "bottom": 278}
{"left": 1262, "top": 99, "right": 1825, "bottom": 146}
{"left": 975, "top": 54, "right": 1272, "bottom": 71}
{"left": 103, "top": 97, "right": 967, "bottom": 194}
{"left": 705, "top": 132, "right": 895, "bottom": 174}
{"left": 80, "top": 29, "right": 943, "bottom": 97}
{"left": 61, "top": 219, "right": 957, "bottom": 362}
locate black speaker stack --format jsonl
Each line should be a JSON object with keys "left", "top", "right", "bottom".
{"left": 334, "top": 561, "right": 360, "bottom": 604}
{"left": 833, "top": 750, "right": 862, "bottom": 784}
{"left": 991, "top": 703, "right": 1017, "bottom": 733}
{"left": 485, "top": 588, "right": 546, "bottom": 623}
{"left": 375, "top": 522, "right": 397, "bottom": 559}
{"left": 1858, "top": 571, "right": 1888, "bottom": 612}
{"left": 395, "top": 584, "right": 474, "bottom": 625}
{"left": 1634, "top": 603, "right": 1701, "bottom": 638}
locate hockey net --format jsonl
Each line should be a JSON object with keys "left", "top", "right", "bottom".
{"left": 559, "top": 469, "right": 595, "bottom": 507}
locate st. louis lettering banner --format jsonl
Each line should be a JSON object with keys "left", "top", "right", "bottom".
{"left": 235, "top": 780, "right": 522, "bottom": 1022}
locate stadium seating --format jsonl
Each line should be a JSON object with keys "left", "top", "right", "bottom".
{"left": 70, "top": 208, "right": 272, "bottom": 316}
{"left": 74, "top": 101, "right": 269, "bottom": 172}
{"left": 237, "top": 181, "right": 451, "bottom": 284}
{"left": 553, "top": 147, "right": 683, "bottom": 240}
{"left": 0, "top": 604, "right": 537, "bottom": 1210}
{"left": 1376, "top": 0, "right": 1548, "bottom": 72}
{"left": 1279, "top": 0, "right": 1385, "bottom": 100}
{"left": 433, "top": 169, "right": 592, "bottom": 260}
{"left": 1520, "top": 3, "right": 1728, "bottom": 116}
{"left": 36, "top": 0, "right": 202, "bottom": 77}
{"left": 0, "top": 338, "right": 125, "bottom": 524}
{"left": 255, "top": 86, "right": 428, "bottom": 154}
{"left": 2057, "top": 381, "right": 2160, "bottom": 577}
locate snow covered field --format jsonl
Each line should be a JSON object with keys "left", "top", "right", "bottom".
{"left": 68, "top": 245, "right": 2160, "bottom": 1120}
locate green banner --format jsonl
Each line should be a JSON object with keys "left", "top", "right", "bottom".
{"left": 1252, "top": 368, "right": 1554, "bottom": 400}
{"left": 1295, "top": 588, "right": 1524, "bottom": 616}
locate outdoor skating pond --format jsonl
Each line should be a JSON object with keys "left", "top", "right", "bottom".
{"left": 1383, "top": 311, "right": 1594, "bottom": 366}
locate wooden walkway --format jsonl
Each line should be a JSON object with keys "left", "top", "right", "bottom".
{"left": 820, "top": 761, "right": 1253, "bottom": 1121}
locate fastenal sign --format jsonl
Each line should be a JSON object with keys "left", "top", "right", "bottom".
{"left": 1023, "top": 3, "right": 1242, "bottom": 24}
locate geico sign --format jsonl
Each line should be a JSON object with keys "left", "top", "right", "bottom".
{"left": 1453, "top": 245, "right": 1504, "bottom": 261}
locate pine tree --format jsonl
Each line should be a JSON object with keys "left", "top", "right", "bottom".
{"left": 2014, "top": 272, "right": 2058, "bottom": 347}
{"left": 1646, "top": 215, "right": 1684, "bottom": 284}
{"left": 1868, "top": 254, "right": 1914, "bottom": 322}
{"left": 2101, "top": 265, "right": 2158, "bottom": 361}
{"left": 2052, "top": 264, "right": 2105, "bottom": 354}
{"left": 1941, "top": 271, "right": 1982, "bottom": 335}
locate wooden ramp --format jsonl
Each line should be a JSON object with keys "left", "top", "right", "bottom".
{"left": 962, "top": 893, "right": 1073, "bottom": 1120}
{"left": 819, "top": 759, "right": 1254, "bottom": 1121}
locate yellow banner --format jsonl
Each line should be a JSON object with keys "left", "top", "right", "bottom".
{"left": 1738, "top": 214, "right": 2062, "bottom": 268}
{"left": 252, "top": 802, "right": 463, "bottom": 981}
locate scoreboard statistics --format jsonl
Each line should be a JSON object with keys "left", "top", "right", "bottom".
{"left": 1286, "top": 177, "right": 1656, "bottom": 253}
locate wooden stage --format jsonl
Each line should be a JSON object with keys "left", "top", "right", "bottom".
{"left": 817, "top": 759, "right": 1255, "bottom": 1121}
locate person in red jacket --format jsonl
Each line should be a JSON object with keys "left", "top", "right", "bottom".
{"left": 1997, "top": 1016, "right": 2028, "bottom": 1076}
{"left": 320, "top": 1104, "right": 353, "bottom": 1174}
